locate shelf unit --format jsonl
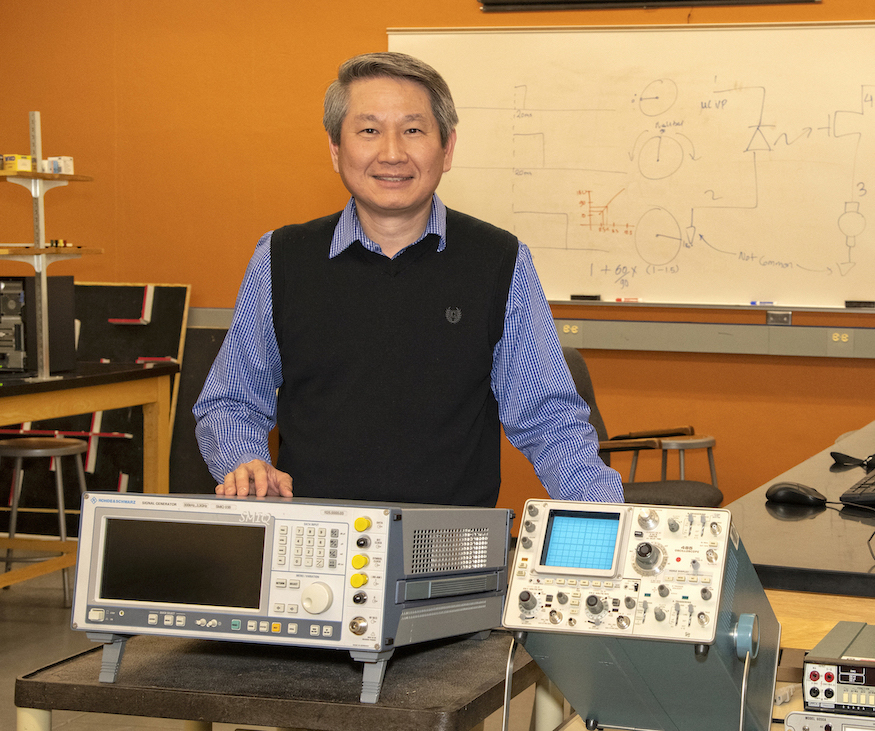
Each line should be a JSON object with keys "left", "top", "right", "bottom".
{"left": 1, "top": 112, "right": 102, "bottom": 380}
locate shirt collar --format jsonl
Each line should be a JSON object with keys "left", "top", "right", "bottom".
{"left": 329, "top": 195, "right": 447, "bottom": 259}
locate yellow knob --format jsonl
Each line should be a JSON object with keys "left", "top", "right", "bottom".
{"left": 350, "top": 573, "right": 369, "bottom": 588}
{"left": 354, "top": 517, "right": 372, "bottom": 532}
{"left": 351, "top": 554, "right": 369, "bottom": 570}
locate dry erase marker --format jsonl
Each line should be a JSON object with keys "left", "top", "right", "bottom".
{"left": 616, "top": 297, "right": 639, "bottom": 302}
{"left": 750, "top": 301, "right": 775, "bottom": 306}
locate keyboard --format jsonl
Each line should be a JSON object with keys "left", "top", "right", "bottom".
{"left": 840, "top": 470, "right": 875, "bottom": 507}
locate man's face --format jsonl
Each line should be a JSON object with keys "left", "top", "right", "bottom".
{"left": 329, "top": 76, "right": 456, "bottom": 229}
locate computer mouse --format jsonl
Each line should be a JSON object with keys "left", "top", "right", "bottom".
{"left": 765, "top": 482, "right": 827, "bottom": 506}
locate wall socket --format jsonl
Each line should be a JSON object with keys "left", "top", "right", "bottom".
{"left": 827, "top": 330, "right": 855, "bottom": 357}
{"left": 766, "top": 311, "right": 792, "bottom": 326}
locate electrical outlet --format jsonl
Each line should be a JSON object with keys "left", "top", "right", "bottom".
{"left": 766, "top": 311, "right": 791, "bottom": 326}
{"left": 827, "top": 330, "right": 854, "bottom": 357}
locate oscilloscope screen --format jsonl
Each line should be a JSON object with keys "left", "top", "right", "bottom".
{"left": 540, "top": 509, "right": 622, "bottom": 574}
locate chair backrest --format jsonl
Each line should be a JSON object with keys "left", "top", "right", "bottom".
{"left": 562, "top": 348, "right": 723, "bottom": 508}
{"left": 561, "top": 347, "right": 608, "bottom": 442}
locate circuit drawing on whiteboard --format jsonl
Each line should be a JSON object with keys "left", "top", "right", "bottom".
{"left": 391, "top": 25, "right": 875, "bottom": 306}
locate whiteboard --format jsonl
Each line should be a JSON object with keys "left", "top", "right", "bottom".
{"left": 390, "top": 25, "right": 875, "bottom": 307}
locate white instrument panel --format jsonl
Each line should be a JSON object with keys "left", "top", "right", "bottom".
{"left": 503, "top": 500, "right": 733, "bottom": 643}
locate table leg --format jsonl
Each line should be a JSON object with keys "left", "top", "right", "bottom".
{"left": 141, "top": 375, "right": 171, "bottom": 493}
{"left": 17, "top": 707, "right": 50, "bottom": 731}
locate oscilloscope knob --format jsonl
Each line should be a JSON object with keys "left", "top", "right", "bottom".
{"left": 519, "top": 591, "right": 538, "bottom": 610}
{"left": 638, "top": 509, "right": 659, "bottom": 530}
{"left": 654, "top": 607, "right": 666, "bottom": 622}
{"left": 527, "top": 504, "right": 540, "bottom": 517}
{"left": 521, "top": 537, "right": 533, "bottom": 549}
{"left": 524, "top": 520, "right": 536, "bottom": 533}
{"left": 585, "top": 595, "right": 604, "bottom": 614}
{"left": 635, "top": 542, "right": 661, "bottom": 570}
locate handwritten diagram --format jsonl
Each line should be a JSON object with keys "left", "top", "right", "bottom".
{"left": 392, "top": 26, "right": 875, "bottom": 306}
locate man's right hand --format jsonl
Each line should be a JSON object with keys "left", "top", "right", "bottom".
{"left": 216, "top": 459, "right": 293, "bottom": 498}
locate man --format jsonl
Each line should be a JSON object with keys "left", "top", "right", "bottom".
{"left": 194, "top": 51, "right": 623, "bottom": 506}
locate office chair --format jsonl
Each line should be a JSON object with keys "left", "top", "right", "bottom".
{"left": 562, "top": 347, "right": 723, "bottom": 507}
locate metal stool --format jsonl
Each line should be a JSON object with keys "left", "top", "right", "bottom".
{"left": 0, "top": 437, "right": 88, "bottom": 604}
{"left": 658, "top": 434, "right": 718, "bottom": 487}
{"left": 628, "top": 434, "right": 718, "bottom": 487}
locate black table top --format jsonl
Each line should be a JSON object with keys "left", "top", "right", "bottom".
{"left": 728, "top": 420, "right": 875, "bottom": 597}
{"left": 0, "top": 361, "right": 179, "bottom": 397}
{"left": 16, "top": 631, "right": 542, "bottom": 731}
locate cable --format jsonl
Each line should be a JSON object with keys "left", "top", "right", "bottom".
{"left": 501, "top": 635, "right": 518, "bottom": 731}
{"left": 738, "top": 650, "right": 751, "bottom": 731}
{"left": 501, "top": 631, "right": 526, "bottom": 731}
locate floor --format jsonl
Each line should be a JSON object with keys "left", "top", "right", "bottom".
{"left": 1, "top": 553, "right": 542, "bottom": 731}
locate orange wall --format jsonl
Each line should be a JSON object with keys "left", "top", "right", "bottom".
{"left": 1, "top": 0, "right": 870, "bottom": 307}
{"left": 2, "top": 0, "right": 873, "bottom": 522}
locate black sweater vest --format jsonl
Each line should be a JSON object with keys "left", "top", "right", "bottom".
{"left": 270, "top": 208, "right": 518, "bottom": 507}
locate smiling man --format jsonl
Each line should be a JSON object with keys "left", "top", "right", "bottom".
{"left": 194, "top": 52, "right": 623, "bottom": 508}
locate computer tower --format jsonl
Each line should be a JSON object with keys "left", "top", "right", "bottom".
{"left": 0, "top": 276, "right": 76, "bottom": 373}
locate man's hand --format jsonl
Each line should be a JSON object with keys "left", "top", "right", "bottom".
{"left": 216, "top": 459, "right": 293, "bottom": 497}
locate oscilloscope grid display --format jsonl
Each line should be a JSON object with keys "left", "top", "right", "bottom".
{"left": 542, "top": 512, "right": 620, "bottom": 571}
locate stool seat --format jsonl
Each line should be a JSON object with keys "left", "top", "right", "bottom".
{"left": 658, "top": 434, "right": 718, "bottom": 487}
{"left": 658, "top": 435, "right": 716, "bottom": 450}
{"left": 1, "top": 436, "right": 88, "bottom": 606}
{"left": 0, "top": 437, "right": 89, "bottom": 458}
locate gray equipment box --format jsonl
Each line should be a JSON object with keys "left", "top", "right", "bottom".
{"left": 72, "top": 493, "right": 512, "bottom": 702}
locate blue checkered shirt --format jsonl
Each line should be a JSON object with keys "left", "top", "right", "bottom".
{"left": 194, "top": 196, "right": 623, "bottom": 503}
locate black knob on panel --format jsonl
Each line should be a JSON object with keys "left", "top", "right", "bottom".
{"left": 585, "top": 595, "right": 603, "bottom": 614}
{"left": 635, "top": 542, "right": 661, "bottom": 570}
{"left": 519, "top": 591, "right": 538, "bottom": 610}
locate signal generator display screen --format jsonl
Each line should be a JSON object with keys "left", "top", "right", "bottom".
{"left": 541, "top": 510, "right": 621, "bottom": 571}
{"left": 99, "top": 519, "right": 266, "bottom": 609}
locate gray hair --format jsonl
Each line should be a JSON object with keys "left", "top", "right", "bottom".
{"left": 323, "top": 52, "right": 459, "bottom": 148}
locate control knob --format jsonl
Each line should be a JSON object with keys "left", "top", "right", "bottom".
{"left": 638, "top": 509, "right": 659, "bottom": 530}
{"left": 519, "top": 591, "right": 538, "bottom": 611}
{"left": 524, "top": 521, "right": 536, "bottom": 533}
{"left": 635, "top": 542, "right": 661, "bottom": 571}
{"left": 527, "top": 504, "right": 540, "bottom": 517}
{"left": 585, "top": 595, "right": 604, "bottom": 615}
{"left": 521, "top": 537, "right": 533, "bottom": 550}
{"left": 654, "top": 607, "right": 666, "bottom": 622}
{"left": 301, "top": 582, "right": 333, "bottom": 614}
{"left": 701, "top": 587, "right": 712, "bottom": 601}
